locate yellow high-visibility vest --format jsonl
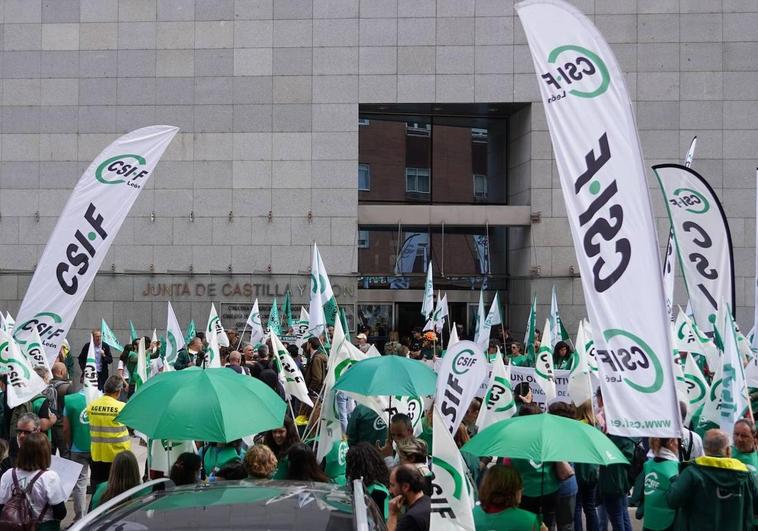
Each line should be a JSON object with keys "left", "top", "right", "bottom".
{"left": 87, "top": 395, "right": 130, "bottom": 462}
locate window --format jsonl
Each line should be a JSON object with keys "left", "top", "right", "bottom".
{"left": 358, "top": 230, "right": 369, "bottom": 249}
{"left": 405, "top": 122, "right": 431, "bottom": 137}
{"left": 359, "top": 118, "right": 370, "bottom": 126}
{"left": 406, "top": 168, "right": 430, "bottom": 193}
{"left": 359, "top": 164, "right": 371, "bottom": 191}
{"left": 473, "top": 174, "right": 488, "bottom": 200}
{"left": 471, "top": 128, "right": 488, "bottom": 142}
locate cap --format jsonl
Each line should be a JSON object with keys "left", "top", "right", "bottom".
{"left": 356, "top": 333, "right": 368, "bottom": 340}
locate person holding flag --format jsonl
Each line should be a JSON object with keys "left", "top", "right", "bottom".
{"left": 78, "top": 329, "right": 113, "bottom": 391}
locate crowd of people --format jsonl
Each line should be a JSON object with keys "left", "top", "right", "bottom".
{"left": 0, "top": 324, "right": 756, "bottom": 531}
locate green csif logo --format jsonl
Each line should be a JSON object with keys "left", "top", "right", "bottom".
{"left": 600, "top": 329, "right": 664, "bottom": 394}
{"left": 14, "top": 312, "right": 63, "bottom": 347}
{"left": 541, "top": 45, "right": 610, "bottom": 102}
{"left": 96, "top": 154, "right": 149, "bottom": 187}
{"left": 671, "top": 187, "right": 709, "bottom": 214}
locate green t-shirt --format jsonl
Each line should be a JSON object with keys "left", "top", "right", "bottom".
{"left": 272, "top": 456, "right": 289, "bottom": 480}
{"left": 202, "top": 446, "right": 241, "bottom": 475}
{"left": 511, "top": 459, "right": 559, "bottom": 497}
{"left": 90, "top": 482, "right": 108, "bottom": 510}
{"left": 732, "top": 447, "right": 758, "bottom": 473}
{"left": 323, "top": 440, "right": 348, "bottom": 485}
{"left": 473, "top": 505, "right": 539, "bottom": 531}
{"left": 64, "top": 391, "right": 91, "bottom": 453}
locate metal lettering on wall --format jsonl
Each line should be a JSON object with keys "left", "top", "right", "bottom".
{"left": 139, "top": 279, "right": 356, "bottom": 301}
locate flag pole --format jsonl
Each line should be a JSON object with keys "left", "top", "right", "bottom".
{"left": 236, "top": 322, "right": 249, "bottom": 350}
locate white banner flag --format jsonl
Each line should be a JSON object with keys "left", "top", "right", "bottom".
{"left": 422, "top": 261, "right": 434, "bottom": 320}
{"left": 0, "top": 331, "right": 48, "bottom": 408}
{"left": 568, "top": 321, "right": 593, "bottom": 406}
{"left": 246, "top": 299, "right": 265, "bottom": 347}
{"left": 476, "top": 294, "right": 502, "bottom": 352}
{"left": 205, "top": 327, "right": 222, "bottom": 369}
{"left": 535, "top": 319, "right": 557, "bottom": 402}
{"left": 206, "top": 303, "right": 229, "bottom": 348}
{"left": 475, "top": 354, "right": 516, "bottom": 431}
{"left": 308, "top": 244, "right": 326, "bottom": 337}
{"left": 516, "top": 0, "right": 681, "bottom": 436}
{"left": 165, "top": 301, "right": 185, "bottom": 367}
{"left": 431, "top": 406, "right": 476, "bottom": 531}
{"left": 683, "top": 350, "right": 709, "bottom": 426}
{"left": 270, "top": 330, "right": 313, "bottom": 408}
{"left": 13, "top": 126, "right": 178, "bottom": 364}
{"left": 82, "top": 334, "right": 101, "bottom": 404}
{"left": 435, "top": 340, "right": 488, "bottom": 435}
{"left": 23, "top": 327, "right": 52, "bottom": 373}
{"left": 654, "top": 164, "right": 734, "bottom": 339}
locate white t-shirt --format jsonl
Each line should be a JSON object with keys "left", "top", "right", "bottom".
{"left": 0, "top": 468, "right": 67, "bottom": 522}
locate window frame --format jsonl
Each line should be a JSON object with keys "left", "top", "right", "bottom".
{"left": 358, "top": 163, "right": 371, "bottom": 191}
{"left": 405, "top": 167, "right": 431, "bottom": 194}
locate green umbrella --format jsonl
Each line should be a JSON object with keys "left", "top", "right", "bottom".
{"left": 462, "top": 413, "right": 628, "bottom": 465}
{"left": 117, "top": 368, "right": 287, "bottom": 443}
{"left": 333, "top": 355, "right": 437, "bottom": 397}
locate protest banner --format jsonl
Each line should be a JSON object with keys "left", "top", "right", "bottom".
{"left": 13, "top": 126, "right": 178, "bottom": 364}
{"left": 436, "top": 340, "right": 488, "bottom": 435}
{"left": 517, "top": 0, "right": 681, "bottom": 435}
{"left": 655, "top": 164, "right": 735, "bottom": 340}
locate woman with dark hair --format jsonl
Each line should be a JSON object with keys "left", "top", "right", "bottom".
{"left": 169, "top": 452, "right": 202, "bottom": 486}
{"left": 90, "top": 450, "right": 142, "bottom": 510}
{"left": 346, "top": 443, "right": 390, "bottom": 520}
{"left": 474, "top": 465, "right": 543, "bottom": 531}
{"left": 262, "top": 417, "right": 300, "bottom": 479}
{"left": 553, "top": 341, "right": 574, "bottom": 371}
{"left": 285, "top": 443, "right": 330, "bottom": 483}
{"left": 0, "top": 433, "right": 66, "bottom": 530}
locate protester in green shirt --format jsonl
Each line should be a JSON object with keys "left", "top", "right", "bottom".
{"left": 631, "top": 437, "right": 679, "bottom": 531}
{"left": 346, "top": 404, "right": 387, "bottom": 448}
{"left": 200, "top": 441, "right": 241, "bottom": 477}
{"left": 732, "top": 419, "right": 758, "bottom": 473}
{"left": 89, "top": 450, "right": 143, "bottom": 511}
{"left": 346, "top": 443, "right": 391, "bottom": 521}
{"left": 552, "top": 342, "right": 574, "bottom": 371}
{"left": 262, "top": 418, "right": 300, "bottom": 480}
{"left": 473, "top": 465, "right": 543, "bottom": 531}
{"left": 63, "top": 390, "right": 92, "bottom": 522}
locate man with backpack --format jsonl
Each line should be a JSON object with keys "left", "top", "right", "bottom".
{"left": 8, "top": 384, "right": 57, "bottom": 462}
{"left": 49, "top": 363, "right": 71, "bottom": 458}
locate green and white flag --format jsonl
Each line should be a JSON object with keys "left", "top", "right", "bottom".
{"left": 523, "top": 297, "right": 537, "bottom": 360}
{"left": 206, "top": 303, "right": 229, "bottom": 348}
{"left": 246, "top": 298, "right": 265, "bottom": 347}
{"left": 476, "top": 353, "right": 516, "bottom": 431}
{"left": 82, "top": 333, "right": 101, "bottom": 404}
{"left": 0, "top": 313, "right": 6, "bottom": 333}
{"left": 476, "top": 294, "right": 502, "bottom": 351}
{"left": 568, "top": 321, "right": 593, "bottom": 406}
{"left": 474, "top": 290, "right": 486, "bottom": 344}
{"left": 5, "top": 313, "right": 15, "bottom": 334}
{"left": 282, "top": 290, "right": 292, "bottom": 328}
{"left": 700, "top": 300, "right": 749, "bottom": 433}
{"left": 683, "top": 349, "right": 709, "bottom": 426}
{"left": 270, "top": 330, "right": 313, "bottom": 408}
{"left": 549, "top": 286, "right": 571, "bottom": 345}
{"left": 0, "top": 330, "right": 47, "bottom": 408}
{"left": 422, "top": 262, "right": 435, "bottom": 320}
{"left": 100, "top": 319, "right": 123, "bottom": 352}
{"left": 295, "top": 307, "right": 309, "bottom": 347}
{"left": 22, "top": 327, "right": 51, "bottom": 372}
{"left": 312, "top": 244, "right": 338, "bottom": 326}
{"left": 268, "top": 298, "right": 281, "bottom": 335}
{"left": 535, "top": 319, "right": 557, "bottom": 402}
{"left": 205, "top": 326, "right": 222, "bottom": 369}
{"left": 134, "top": 337, "right": 149, "bottom": 389}
{"left": 129, "top": 320, "right": 139, "bottom": 343}
{"left": 675, "top": 308, "right": 719, "bottom": 372}
{"left": 13, "top": 126, "right": 178, "bottom": 365}
{"left": 165, "top": 301, "right": 185, "bottom": 367}
{"left": 308, "top": 244, "right": 326, "bottom": 337}
{"left": 431, "top": 406, "right": 476, "bottom": 531}
{"left": 184, "top": 319, "right": 196, "bottom": 345}
{"left": 425, "top": 291, "right": 448, "bottom": 334}
{"left": 448, "top": 322, "right": 460, "bottom": 350}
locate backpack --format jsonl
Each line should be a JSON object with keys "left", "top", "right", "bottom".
{"left": 627, "top": 439, "right": 647, "bottom": 484}
{"left": 40, "top": 385, "right": 58, "bottom": 417}
{"left": 0, "top": 469, "right": 49, "bottom": 531}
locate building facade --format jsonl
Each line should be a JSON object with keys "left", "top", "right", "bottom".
{"left": 0, "top": 0, "right": 756, "bottom": 353}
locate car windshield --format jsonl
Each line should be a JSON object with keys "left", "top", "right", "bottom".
{"left": 86, "top": 481, "right": 359, "bottom": 531}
